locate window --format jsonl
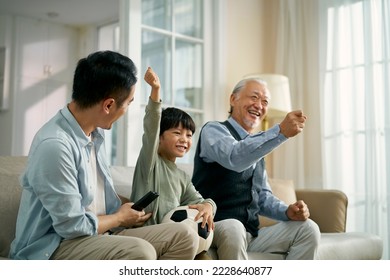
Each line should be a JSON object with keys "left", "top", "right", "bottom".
{"left": 99, "top": 0, "right": 209, "bottom": 165}
{"left": 320, "top": 0, "right": 389, "bottom": 259}
{"left": 98, "top": 22, "right": 120, "bottom": 165}
{"left": 140, "top": 0, "right": 204, "bottom": 163}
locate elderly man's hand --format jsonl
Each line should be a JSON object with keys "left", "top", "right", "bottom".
{"left": 286, "top": 200, "right": 310, "bottom": 221}
{"left": 279, "top": 110, "right": 307, "bottom": 138}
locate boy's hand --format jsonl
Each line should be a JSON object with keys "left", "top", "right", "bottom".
{"left": 144, "top": 67, "right": 160, "bottom": 91}
{"left": 144, "top": 67, "right": 160, "bottom": 102}
{"left": 188, "top": 203, "right": 215, "bottom": 231}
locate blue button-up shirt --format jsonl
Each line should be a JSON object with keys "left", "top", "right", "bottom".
{"left": 198, "top": 117, "right": 290, "bottom": 221}
{"left": 9, "top": 106, "right": 121, "bottom": 259}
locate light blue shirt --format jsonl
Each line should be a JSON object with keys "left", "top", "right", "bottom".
{"left": 9, "top": 106, "right": 121, "bottom": 260}
{"left": 199, "top": 117, "right": 290, "bottom": 221}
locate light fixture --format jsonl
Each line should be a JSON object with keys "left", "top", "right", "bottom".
{"left": 244, "top": 74, "right": 292, "bottom": 130}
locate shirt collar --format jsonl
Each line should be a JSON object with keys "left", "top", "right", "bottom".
{"left": 60, "top": 105, "right": 105, "bottom": 147}
{"left": 227, "top": 117, "right": 250, "bottom": 139}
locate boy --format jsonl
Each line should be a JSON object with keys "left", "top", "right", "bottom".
{"left": 130, "top": 67, "right": 216, "bottom": 230}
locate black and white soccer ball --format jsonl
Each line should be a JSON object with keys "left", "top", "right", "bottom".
{"left": 162, "top": 206, "right": 213, "bottom": 254}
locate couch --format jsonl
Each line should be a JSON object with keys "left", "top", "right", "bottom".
{"left": 0, "top": 156, "right": 383, "bottom": 260}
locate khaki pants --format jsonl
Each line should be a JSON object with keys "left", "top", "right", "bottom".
{"left": 51, "top": 223, "right": 198, "bottom": 260}
{"left": 212, "top": 218, "right": 320, "bottom": 260}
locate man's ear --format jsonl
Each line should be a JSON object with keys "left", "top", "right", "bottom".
{"left": 103, "top": 98, "right": 115, "bottom": 114}
{"left": 229, "top": 93, "right": 236, "bottom": 106}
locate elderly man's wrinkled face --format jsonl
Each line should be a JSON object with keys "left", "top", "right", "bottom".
{"left": 230, "top": 80, "right": 270, "bottom": 133}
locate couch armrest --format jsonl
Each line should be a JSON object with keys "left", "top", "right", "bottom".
{"left": 295, "top": 189, "right": 347, "bottom": 233}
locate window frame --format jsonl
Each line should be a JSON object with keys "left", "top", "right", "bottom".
{"left": 112, "top": 0, "right": 220, "bottom": 166}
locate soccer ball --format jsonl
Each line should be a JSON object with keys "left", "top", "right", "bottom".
{"left": 162, "top": 206, "right": 214, "bottom": 255}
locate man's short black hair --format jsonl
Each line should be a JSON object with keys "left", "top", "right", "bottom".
{"left": 72, "top": 50, "right": 137, "bottom": 108}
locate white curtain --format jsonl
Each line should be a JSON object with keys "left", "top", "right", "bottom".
{"left": 318, "top": 0, "right": 389, "bottom": 259}
{"left": 271, "top": 0, "right": 323, "bottom": 189}
{"left": 273, "top": 0, "right": 389, "bottom": 259}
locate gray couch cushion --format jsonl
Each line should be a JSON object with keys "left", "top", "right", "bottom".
{"left": 110, "top": 165, "right": 134, "bottom": 198}
{"left": 0, "top": 156, "right": 26, "bottom": 259}
{"left": 317, "top": 232, "right": 383, "bottom": 260}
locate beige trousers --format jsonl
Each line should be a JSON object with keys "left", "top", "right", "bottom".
{"left": 51, "top": 223, "right": 198, "bottom": 260}
{"left": 212, "top": 218, "right": 320, "bottom": 260}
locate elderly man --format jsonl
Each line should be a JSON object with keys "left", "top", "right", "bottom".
{"left": 192, "top": 77, "right": 320, "bottom": 260}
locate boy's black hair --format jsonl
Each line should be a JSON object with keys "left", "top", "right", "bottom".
{"left": 160, "top": 107, "right": 196, "bottom": 136}
{"left": 72, "top": 50, "right": 137, "bottom": 109}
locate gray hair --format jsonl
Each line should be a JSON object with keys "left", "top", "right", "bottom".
{"left": 228, "top": 78, "right": 268, "bottom": 116}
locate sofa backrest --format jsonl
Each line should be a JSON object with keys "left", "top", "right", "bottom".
{"left": 259, "top": 178, "right": 296, "bottom": 227}
{"left": 0, "top": 156, "right": 27, "bottom": 258}
{"left": 0, "top": 157, "right": 299, "bottom": 258}
{"left": 109, "top": 163, "right": 194, "bottom": 198}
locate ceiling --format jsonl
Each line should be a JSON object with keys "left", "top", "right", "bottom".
{"left": 0, "top": 0, "right": 119, "bottom": 27}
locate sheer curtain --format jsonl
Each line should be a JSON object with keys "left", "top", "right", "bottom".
{"left": 319, "top": 0, "right": 389, "bottom": 259}
{"left": 273, "top": 0, "right": 389, "bottom": 259}
{"left": 271, "top": 0, "right": 323, "bottom": 189}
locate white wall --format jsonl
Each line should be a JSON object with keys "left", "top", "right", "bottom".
{"left": 0, "top": 15, "right": 80, "bottom": 155}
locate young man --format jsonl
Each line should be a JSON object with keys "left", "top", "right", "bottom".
{"left": 192, "top": 77, "right": 320, "bottom": 260}
{"left": 9, "top": 51, "right": 197, "bottom": 260}
{"left": 130, "top": 67, "right": 215, "bottom": 230}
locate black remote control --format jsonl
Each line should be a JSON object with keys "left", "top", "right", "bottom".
{"left": 131, "top": 191, "right": 159, "bottom": 211}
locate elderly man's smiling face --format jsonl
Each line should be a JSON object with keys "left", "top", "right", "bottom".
{"left": 230, "top": 80, "right": 270, "bottom": 133}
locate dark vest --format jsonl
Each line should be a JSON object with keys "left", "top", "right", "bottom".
{"left": 192, "top": 121, "right": 260, "bottom": 237}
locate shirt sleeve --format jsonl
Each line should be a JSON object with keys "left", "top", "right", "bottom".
{"left": 135, "top": 98, "right": 162, "bottom": 182}
{"left": 130, "top": 98, "right": 161, "bottom": 202}
{"left": 255, "top": 161, "right": 289, "bottom": 221}
{"left": 199, "top": 121, "right": 288, "bottom": 172}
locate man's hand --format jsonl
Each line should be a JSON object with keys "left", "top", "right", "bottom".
{"left": 286, "top": 200, "right": 310, "bottom": 221}
{"left": 279, "top": 110, "right": 307, "bottom": 138}
{"left": 97, "top": 202, "right": 152, "bottom": 234}
{"left": 116, "top": 202, "right": 152, "bottom": 228}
